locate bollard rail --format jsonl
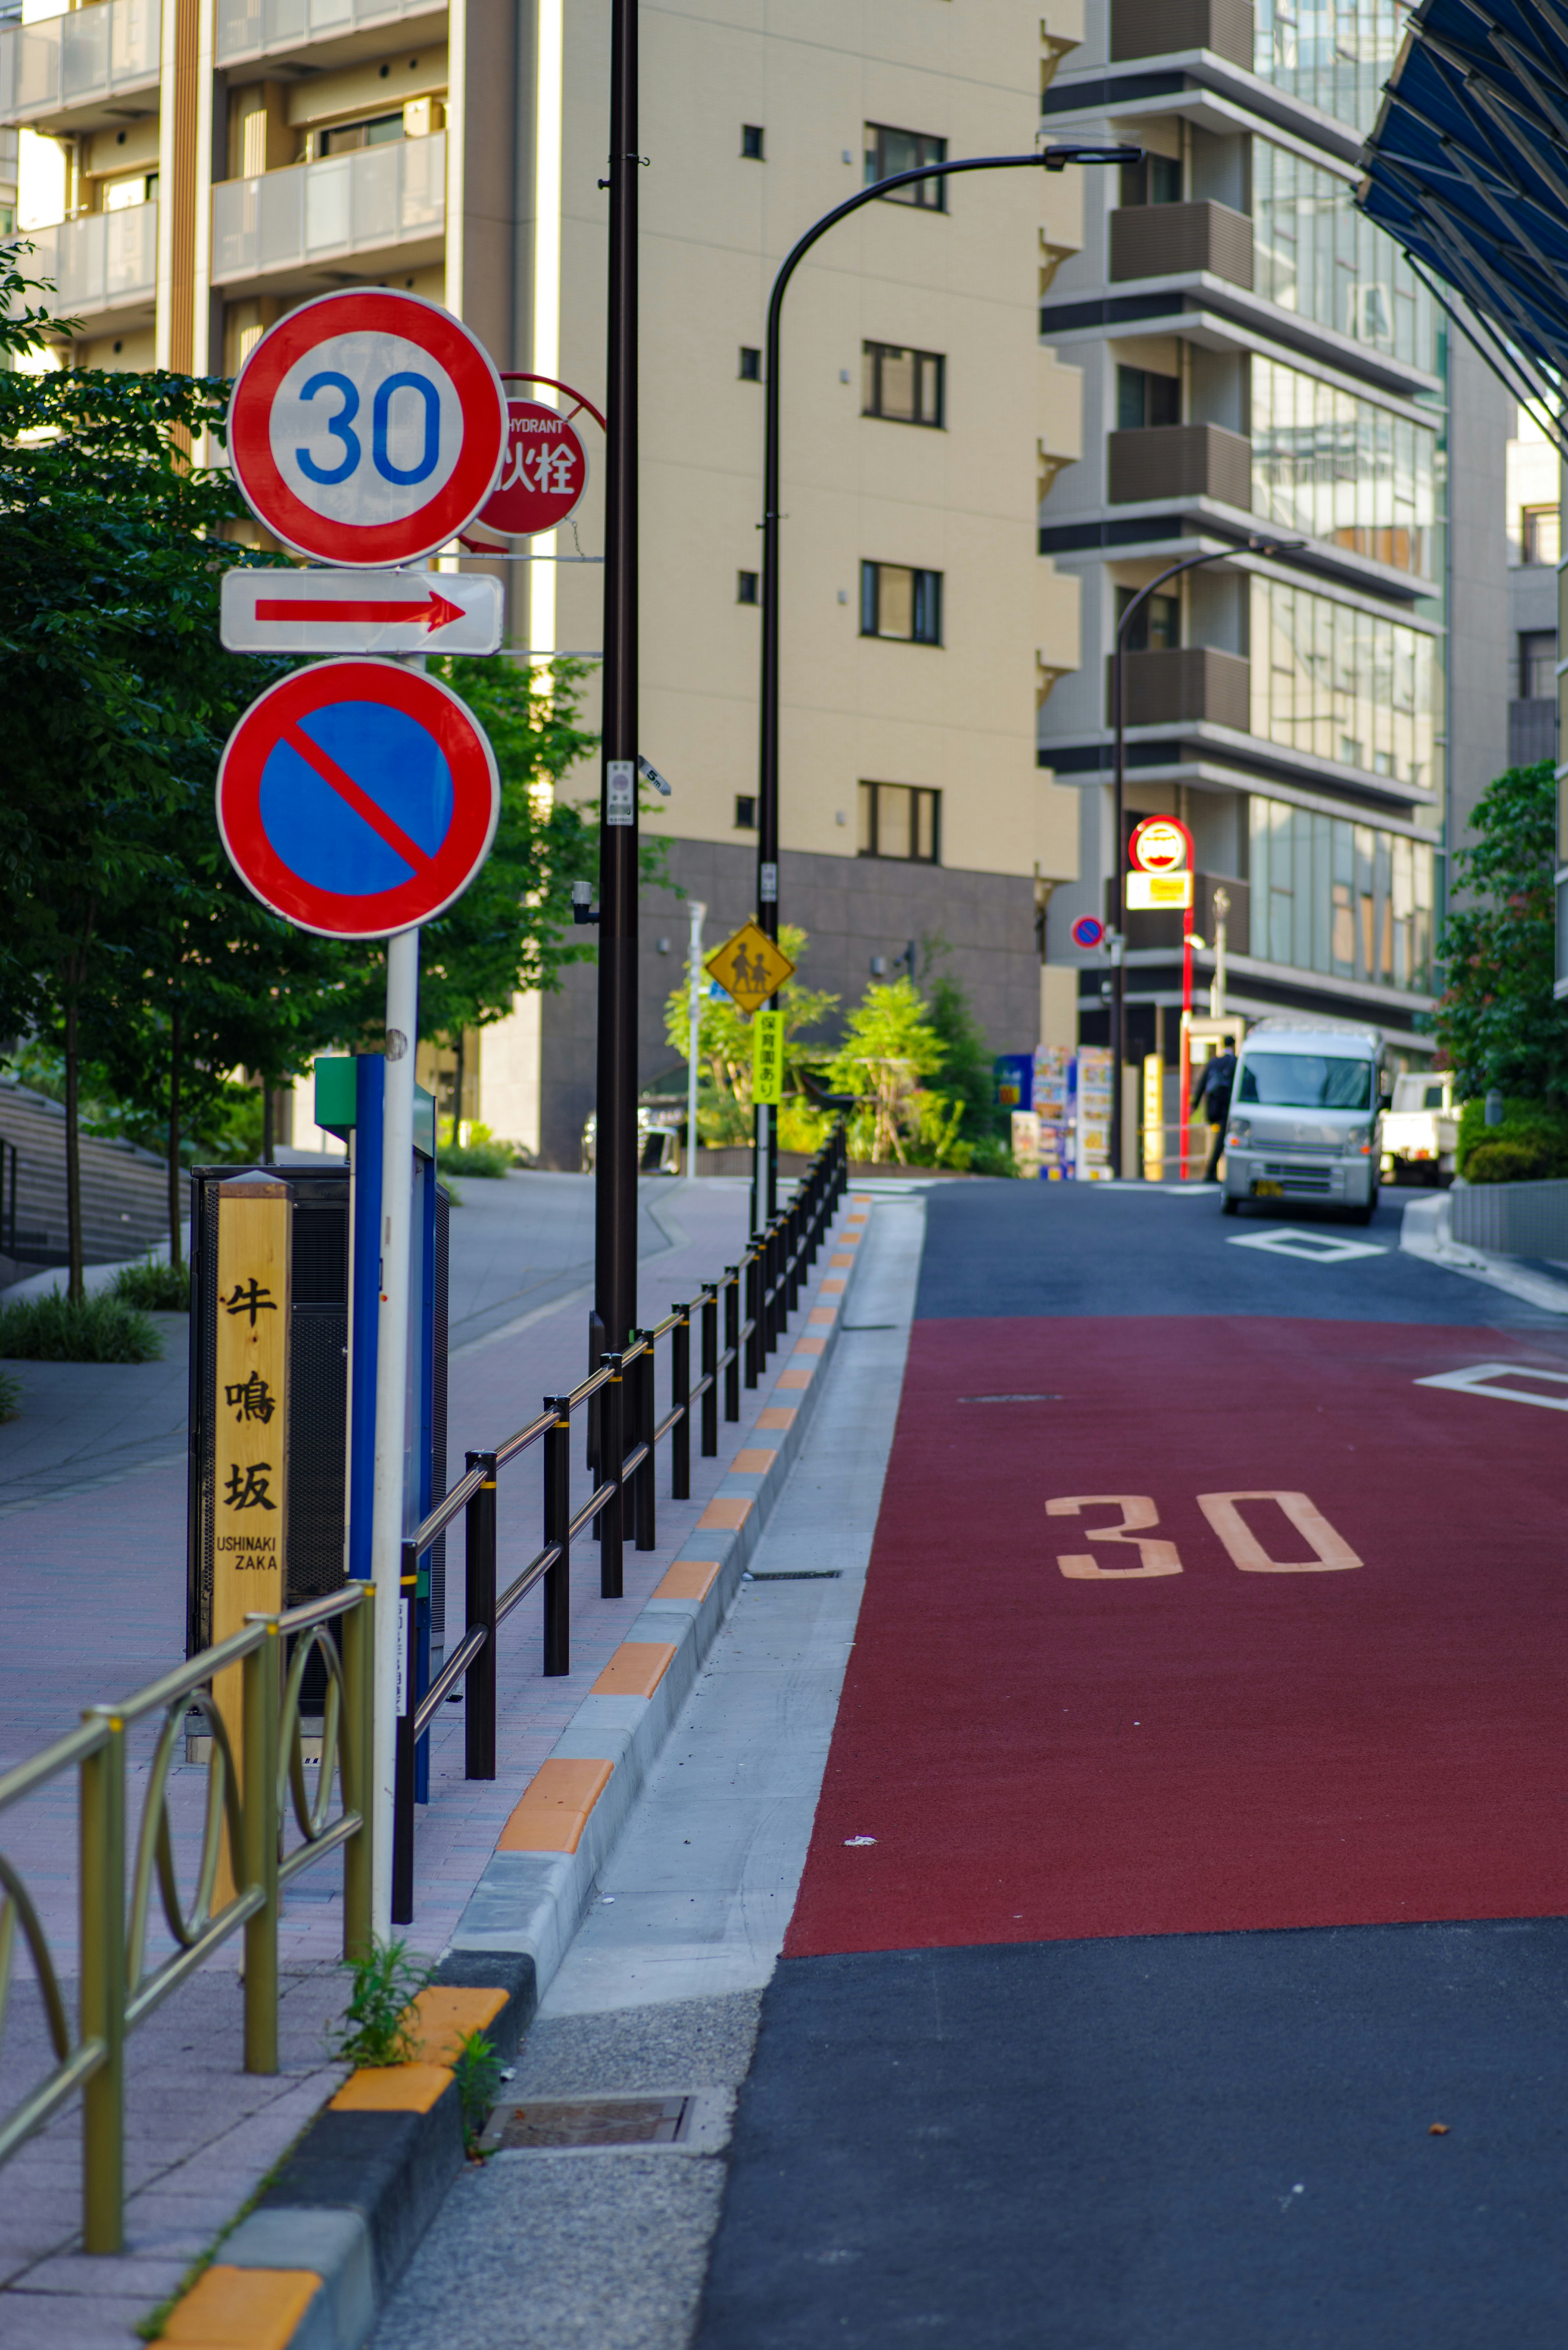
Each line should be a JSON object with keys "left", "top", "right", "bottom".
{"left": 0, "top": 1581, "right": 374, "bottom": 2255}
{"left": 390, "top": 1121, "right": 848, "bottom": 1920}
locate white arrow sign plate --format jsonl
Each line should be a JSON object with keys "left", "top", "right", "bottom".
{"left": 220, "top": 569, "right": 503, "bottom": 655}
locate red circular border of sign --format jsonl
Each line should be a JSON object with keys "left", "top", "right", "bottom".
{"left": 1128, "top": 813, "right": 1194, "bottom": 874}
{"left": 228, "top": 288, "right": 508, "bottom": 566}
{"left": 476, "top": 399, "right": 590, "bottom": 537}
{"left": 217, "top": 659, "right": 500, "bottom": 939}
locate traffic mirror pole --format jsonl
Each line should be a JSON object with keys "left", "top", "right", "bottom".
{"left": 755, "top": 141, "right": 1140, "bottom": 1213}
{"left": 594, "top": 0, "right": 640, "bottom": 1365}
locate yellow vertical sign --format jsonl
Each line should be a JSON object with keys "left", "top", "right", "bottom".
{"left": 1142, "top": 1054, "right": 1165, "bottom": 1182}
{"left": 753, "top": 1010, "right": 784, "bottom": 1106}
{"left": 211, "top": 1180, "right": 291, "bottom": 1848}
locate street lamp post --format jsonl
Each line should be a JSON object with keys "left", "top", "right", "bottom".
{"left": 1109, "top": 537, "right": 1303, "bottom": 1179}
{"left": 755, "top": 140, "right": 1139, "bottom": 1220}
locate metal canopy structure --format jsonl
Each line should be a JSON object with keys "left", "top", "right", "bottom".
{"left": 1357, "top": 0, "right": 1568, "bottom": 386}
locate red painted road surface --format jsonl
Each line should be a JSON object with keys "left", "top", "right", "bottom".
{"left": 787, "top": 1314, "right": 1568, "bottom": 1954}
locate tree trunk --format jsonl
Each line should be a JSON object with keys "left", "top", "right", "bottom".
{"left": 64, "top": 993, "right": 84, "bottom": 1304}
{"left": 167, "top": 1006, "right": 183, "bottom": 1267}
{"left": 452, "top": 1029, "right": 466, "bottom": 1142}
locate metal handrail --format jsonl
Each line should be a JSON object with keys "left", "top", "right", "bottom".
{"left": 389, "top": 1120, "right": 850, "bottom": 1921}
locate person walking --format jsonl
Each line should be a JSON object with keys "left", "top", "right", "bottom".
{"left": 1192, "top": 1044, "right": 1237, "bottom": 1184}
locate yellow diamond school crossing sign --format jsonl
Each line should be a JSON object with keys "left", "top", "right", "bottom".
{"left": 704, "top": 919, "right": 795, "bottom": 1015}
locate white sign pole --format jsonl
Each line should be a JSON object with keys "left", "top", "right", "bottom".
{"left": 686, "top": 899, "right": 706, "bottom": 1181}
{"left": 370, "top": 922, "right": 419, "bottom": 1931}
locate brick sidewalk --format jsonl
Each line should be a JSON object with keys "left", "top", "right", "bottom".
{"left": 0, "top": 1173, "right": 855, "bottom": 2341}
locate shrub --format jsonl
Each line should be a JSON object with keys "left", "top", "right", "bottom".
{"left": 437, "top": 1119, "right": 516, "bottom": 1178}
{"left": 1463, "top": 1139, "right": 1558, "bottom": 1186}
{"left": 111, "top": 1256, "right": 191, "bottom": 1311}
{"left": 0, "top": 1365, "right": 20, "bottom": 1422}
{"left": 1454, "top": 1095, "right": 1568, "bottom": 1182}
{"left": 0, "top": 1289, "right": 163, "bottom": 1363}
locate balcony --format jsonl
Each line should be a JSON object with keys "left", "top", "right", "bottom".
{"left": 0, "top": 0, "right": 159, "bottom": 136}
{"left": 1111, "top": 0, "right": 1254, "bottom": 69}
{"left": 28, "top": 200, "right": 158, "bottom": 335}
{"left": 216, "top": 0, "right": 445, "bottom": 69}
{"left": 1106, "top": 646, "right": 1251, "bottom": 733}
{"left": 1109, "top": 201, "right": 1253, "bottom": 291}
{"left": 212, "top": 134, "right": 445, "bottom": 294}
{"left": 1107, "top": 423, "right": 1252, "bottom": 511}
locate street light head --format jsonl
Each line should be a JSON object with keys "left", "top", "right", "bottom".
{"left": 1040, "top": 142, "right": 1144, "bottom": 170}
{"left": 1249, "top": 536, "right": 1308, "bottom": 555}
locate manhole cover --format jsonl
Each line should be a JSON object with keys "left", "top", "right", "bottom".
{"left": 490, "top": 2096, "right": 690, "bottom": 2149}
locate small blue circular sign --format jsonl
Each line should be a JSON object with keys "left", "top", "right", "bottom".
{"left": 1071, "top": 915, "right": 1106, "bottom": 951}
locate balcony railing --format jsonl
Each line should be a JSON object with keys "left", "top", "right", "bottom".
{"left": 1107, "top": 422, "right": 1252, "bottom": 510}
{"left": 1109, "top": 201, "right": 1254, "bottom": 291}
{"left": 1111, "top": 0, "right": 1254, "bottom": 69}
{"left": 212, "top": 134, "right": 445, "bottom": 285}
{"left": 29, "top": 199, "right": 158, "bottom": 321}
{"left": 0, "top": 0, "right": 159, "bottom": 127}
{"left": 1107, "top": 646, "right": 1251, "bottom": 733}
{"left": 216, "top": 0, "right": 440, "bottom": 65}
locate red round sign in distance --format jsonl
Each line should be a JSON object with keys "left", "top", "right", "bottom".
{"left": 217, "top": 660, "right": 499, "bottom": 939}
{"left": 476, "top": 399, "right": 589, "bottom": 537}
{"left": 228, "top": 288, "right": 507, "bottom": 567}
{"left": 1128, "top": 814, "right": 1193, "bottom": 875}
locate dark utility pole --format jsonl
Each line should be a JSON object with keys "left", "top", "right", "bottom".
{"left": 755, "top": 141, "right": 1138, "bottom": 1218}
{"left": 1108, "top": 535, "right": 1302, "bottom": 1177}
{"left": 594, "top": 0, "right": 638, "bottom": 1358}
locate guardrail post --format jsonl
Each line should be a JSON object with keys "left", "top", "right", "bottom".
{"left": 465, "top": 1450, "right": 498, "bottom": 1778}
{"left": 723, "top": 1267, "right": 740, "bottom": 1422}
{"left": 543, "top": 1401, "right": 571, "bottom": 1675}
{"left": 341, "top": 1584, "right": 374, "bottom": 1959}
{"left": 744, "top": 1244, "right": 760, "bottom": 1388}
{"left": 633, "top": 1336, "right": 656, "bottom": 1552}
{"left": 600, "top": 1353, "right": 625, "bottom": 1597}
{"left": 701, "top": 1284, "right": 719, "bottom": 1455}
{"left": 671, "top": 1306, "right": 692, "bottom": 1498}
{"left": 392, "top": 1546, "right": 417, "bottom": 1925}
{"left": 789, "top": 1190, "right": 806, "bottom": 1311}
{"left": 80, "top": 1707, "right": 125, "bottom": 2254}
{"left": 243, "top": 1619, "right": 281, "bottom": 2074}
{"left": 766, "top": 1220, "right": 782, "bottom": 1353}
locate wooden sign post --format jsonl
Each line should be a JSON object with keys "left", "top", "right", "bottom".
{"left": 211, "top": 1179, "right": 292, "bottom": 1892}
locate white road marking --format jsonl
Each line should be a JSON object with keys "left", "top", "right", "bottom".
{"left": 1227, "top": 1227, "right": 1387, "bottom": 1263}
{"left": 1414, "top": 1360, "right": 1568, "bottom": 1411}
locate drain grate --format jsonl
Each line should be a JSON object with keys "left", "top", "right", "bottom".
{"left": 747, "top": 1570, "right": 842, "bottom": 1581}
{"left": 490, "top": 2096, "right": 690, "bottom": 2149}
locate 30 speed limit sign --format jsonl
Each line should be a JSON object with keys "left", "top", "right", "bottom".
{"left": 228, "top": 288, "right": 508, "bottom": 566}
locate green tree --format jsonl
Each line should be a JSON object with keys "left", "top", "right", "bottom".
{"left": 823, "top": 977, "right": 947, "bottom": 1164}
{"left": 1432, "top": 760, "right": 1568, "bottom": 1102}
{"left": 662, "top": 923, "right": 838, "bottom": 1143}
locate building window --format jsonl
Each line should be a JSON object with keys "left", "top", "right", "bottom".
{"left": 864, "top": 123, "right": 947, "bottom": 208}
{"left": 1116, "top": 364, "right": 1180, "bottom": 430}
{"left": 861, "top": 562, "right": 942, "bottom": 645}
{"left": 1521, "top": 630, "right": 1558, "bottom": 699}
{"left": 1251, "top": 799, "right": 1433, "bottom": 993}
{"left": 1523, "top": 505, "right": 1561, "bottom": 566}
{"left": 735, "top": 795, "right": 757, "bottom": 829}
{"left": 1119, "top": 152, "right": 1182, "bottom": 206}
{"left": 1251, "top": 354, "right": 1436, "bottom": 577}
{"left": 738, "top": 346, "right": 762, "bottom": 381}
{"left": 737, "top": 571, "right": 759, "bottom": 604}
{"left": 741, "top": 124, "right": 764, "bottom": 160}
{"left": 1250, "top": 575, "right": 1435, "bottom": 789}
{"left": 1114, "top": 586, "right": 1180, "bottom": 651}
{"left": 862, "top": 342, "right": 944, "bottom": 427}
{"left": 1253, "top": 140, "right": 1430, "bottom": 367}
{"left": 319, "top": 112, "right": 404, "bottom": 154}
{"left": 858, "top": 781, "right": 940, "bottom": 862}
{"left": 103, "top": 172, "right": 157, "bottom": 210}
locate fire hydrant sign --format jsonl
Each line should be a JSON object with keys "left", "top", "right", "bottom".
{"left": 228, "top": 288, "right": 508, "bottom": 566}
{"left": 476, "top": 399, "right": 589, "bottom": 537}
{"left": 217, "top": 659, "right": 500, "bottom": 938}
{"left": 704, "top": 920, "right": 795, "bottom": 1015}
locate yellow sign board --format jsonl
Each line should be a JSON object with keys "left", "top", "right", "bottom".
{"left": 704, "top": 919, "right": 795, "bottom": 1015}
{"left": 753, "top": 1010, "right": 784, "bottom": 1105}
{"left": 1143, "top": 1052, "right": 1165, "bottom": 1182}
{"left": 1126, "top": 871, "right": 1193, "bottom": 910}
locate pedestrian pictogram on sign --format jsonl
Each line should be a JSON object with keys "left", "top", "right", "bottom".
{"left": 475, "top": 400, "right": 589, "bottom": 537}
{"left": 753, "top": 1010, "right": 785, "bottom": 1105}
{"left": 704, "top": 920, "right": 795, "bottom": 1014}
{"left": 228, "top": 288, "right": 508, "bottom": 566}
{"left": 216, "top": 659, "right": 500, "bottom": 939}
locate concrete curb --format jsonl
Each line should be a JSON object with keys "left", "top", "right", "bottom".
{"left": 1399, "top": 1190, "right": 1568, "bottom": 1315}
{"left": 151, "top": 1191, "right": 871, "bottom": 2350}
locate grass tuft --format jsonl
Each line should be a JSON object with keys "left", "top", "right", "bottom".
{"left": 0, "top": 1365, "right": 20, "bottom": 1422}
{"left": 111, "top": 1256, "right": 191, "bottom": 1311}
{"left": 0, "top": 1289, "right": 163, "bottom": 1363}
{"left": 330, "top": 1936, "right": 435, "bottom": 2068}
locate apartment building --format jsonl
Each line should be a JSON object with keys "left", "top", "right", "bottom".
{"left": 1033, "top": 0, "right": 1490, "bottom": 1077}
{"left": 2, "top": 0, "right": 1091, "bottom": 1166}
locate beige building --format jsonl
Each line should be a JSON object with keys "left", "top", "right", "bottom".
{"left": 4, "top": 0, "right": 1089, "bottom": 1164}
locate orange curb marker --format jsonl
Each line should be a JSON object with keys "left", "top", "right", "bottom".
{"left": 408, "top": 1985, "right": 509, "bottom": 2066}
{"left": 655, "top": 1558, "right": 722, "bottom": 1602}
{"left": 592, "top": 1641, "right": 678, "bottom": 1699}
{"left": 159, "top": 2265, "right": 320, "bottom": 2348}
{"left": 498, "top": 1756, "right": 615, "bottom": 1853}
{"left": 829, "top": 1253, "right": 853, "bottom": 1266}
{"left": 698, "top": 1495, "right": 754, "bottom": 1531}
{"left": 808, "top": 1306, "right": 835, "bottom": 1325}
{"left": 757, "top": 1406, "right": 797, "bottom": 1431}
{"left": 331, "top": 2062, "right": 453, "bottom": 2115}
{"left": 732, "top": 1447, "right": 779, "bottom": 1473}
{"left": 794, "top": 1336, "right": 826, "bottom": 1356}
{"left": 821, "top": 1279, "right": 846, "bottom": 1295}
{"left": 775, "top": 1365, "right": 813, "bottom": 1389}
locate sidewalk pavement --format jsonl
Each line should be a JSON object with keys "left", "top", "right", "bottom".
{"left": 0, "top": 1171, "right": 835, "bottom": 2345}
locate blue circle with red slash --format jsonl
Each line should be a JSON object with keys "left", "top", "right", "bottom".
{"left": 216, "top": 659, "right": 499, "bottom": 939}
{"left": 1071, "top": 914, "right": 1106, "bottom": 950}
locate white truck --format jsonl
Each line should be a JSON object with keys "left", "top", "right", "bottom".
{"left": 1380, "top": 1071, "right": 1459, "bottom": 1186}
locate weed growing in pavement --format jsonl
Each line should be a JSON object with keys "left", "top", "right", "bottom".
{"left": 110, "top": 1255, "right": 191, "bottom": 1311}
{"left": 0, "top": 1289, "right": 163, "bottom": 1363}
{"left": 331, "top": 1936, "right": 435, "bottom": 2067}
{"left": 453, "top": 2029, "right": 504, "bottom": 2155}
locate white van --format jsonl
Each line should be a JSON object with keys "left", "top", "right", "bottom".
{"left": 1221, "top": 1016, "right": 1387, "bottom": 1224}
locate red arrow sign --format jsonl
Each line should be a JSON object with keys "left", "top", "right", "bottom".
{"left": 254, "top": 589, "right": 466, "bottom": 632}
